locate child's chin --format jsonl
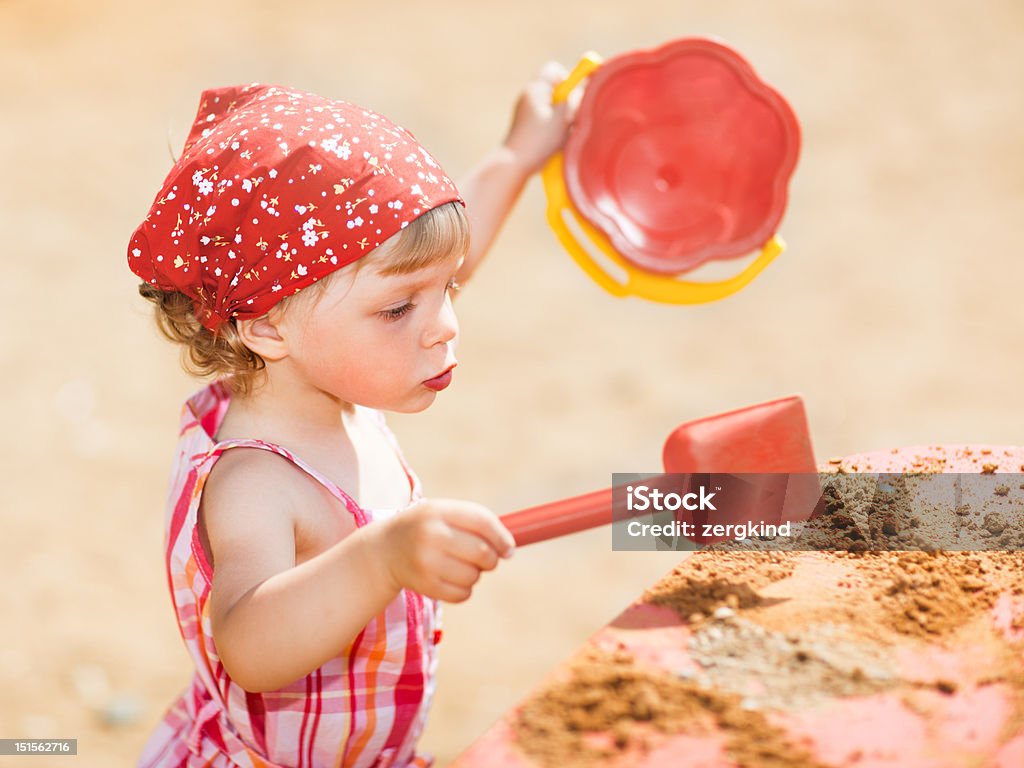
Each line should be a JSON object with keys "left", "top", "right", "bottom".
{"left": 392, "top": 391, "right": 439, "bottom": 414}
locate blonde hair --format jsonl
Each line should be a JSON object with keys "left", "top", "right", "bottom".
{"left": 140, "top": 201, "right": 469, "bottom": 396}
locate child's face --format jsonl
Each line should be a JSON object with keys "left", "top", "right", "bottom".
{"left": 276, "top": 251, "right": 462, "bottom": 413}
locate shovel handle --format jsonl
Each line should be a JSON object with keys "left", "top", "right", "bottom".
{"left": 499, "top": 471, "right": 820, "bottom": 547}
{"left": 499, "top": 487, "right": 614, "bottom": 546}
{"left": 499, "top": 474, "right": 693, "bottom": 546}
{"left": 499, "top": 475, "right": 673, "bottom": 545}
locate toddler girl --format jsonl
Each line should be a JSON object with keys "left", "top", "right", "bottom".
{"left": 130, "top": 70, "right": 570, "bottom": 767}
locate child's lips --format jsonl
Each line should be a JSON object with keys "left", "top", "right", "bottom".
{"left": 423, "top": 365, "right": 456, "bottom": 392}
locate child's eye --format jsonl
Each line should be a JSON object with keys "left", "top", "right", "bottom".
{"left": 379, "top": 302, "right": 414, "bottom": 321}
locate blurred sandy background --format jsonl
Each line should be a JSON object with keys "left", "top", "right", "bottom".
{"left": 2, "top": 0, "right": 1022, "bottom": 765}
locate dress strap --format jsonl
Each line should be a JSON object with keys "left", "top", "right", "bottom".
{"left": 204, "top": 438, "right": 370, "bottom": 527}
{"left": 360, "top": 407, "right": 422, "bottom": 501}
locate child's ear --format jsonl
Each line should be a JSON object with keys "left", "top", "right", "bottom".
{"left": 235, "top": 314, "right": 289, "bottom": 362}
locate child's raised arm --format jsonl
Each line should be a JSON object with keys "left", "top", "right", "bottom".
{"left": 203, "top": 450, "right": 514, "bottom": 693}
{"left": 456, "top": 62, "right": 575, "bottom": 284}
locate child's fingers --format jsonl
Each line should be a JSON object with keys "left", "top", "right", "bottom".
{"left": 441, "top": 501, "right": 516, "bottom": 558}
{"left": 435, "top": 580, "right": 473, "bottom": 604}
{"left": 437, "top": 558, "right": 484, "bottom": 590}
{"left": 446, "top": 528, "right": 502, "bottom": 572}
{"left": 533, "top": 62, "right": 571, "bottom": 108}
{"left": 533, "top": 60, "right": 580, "bottom": 120}
{"left": 536, "top": 60, "right": 569, "bottom": 86}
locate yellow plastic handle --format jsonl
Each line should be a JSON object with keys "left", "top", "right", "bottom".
{"left": 544, "top": 53, "right": 785, "bottom": 305}
{"left": 552, "top": 52, "right": 602, "bottom": 105}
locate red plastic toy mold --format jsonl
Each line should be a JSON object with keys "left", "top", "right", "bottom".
{"left": 563, "top": 37, "right": 801, "bottom": 274}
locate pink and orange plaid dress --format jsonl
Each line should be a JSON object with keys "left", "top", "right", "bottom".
{"left": 139, "top": 382, "right": 441, "bottom": 768}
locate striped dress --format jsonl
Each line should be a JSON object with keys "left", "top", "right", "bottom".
{"left": 139, "top": 382, "right": 441, "bottom": 768}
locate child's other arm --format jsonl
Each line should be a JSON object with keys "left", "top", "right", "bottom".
{"left": 456, "top": 62, "right": 574, "bottom": 284}
{"left": 203, "top": 449, "right": 514, "bottom": 693}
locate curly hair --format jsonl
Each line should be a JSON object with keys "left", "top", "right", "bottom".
{"left": 140, "top": 201, "right": 469, "bottom": 396}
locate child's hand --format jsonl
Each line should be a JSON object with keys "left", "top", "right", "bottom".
{"left": 377, "top": 498, "right": 516, "bottom": 603}
{"left": 455, "top": 60, "right": 578, "bottom": 281}
{"left": 502, "top": 61, "right": 576, "bottom": 175}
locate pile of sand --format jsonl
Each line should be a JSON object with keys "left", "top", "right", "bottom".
{"left": 511, "top": 450, "right": 1024, "bottom": 766}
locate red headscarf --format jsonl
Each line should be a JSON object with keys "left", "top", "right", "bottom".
{"left": 128, "top": 83, "right": 463, "bottom": 331}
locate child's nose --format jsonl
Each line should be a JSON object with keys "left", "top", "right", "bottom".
{"left": 425, "top": 294, "right": 458, "bottom": 347}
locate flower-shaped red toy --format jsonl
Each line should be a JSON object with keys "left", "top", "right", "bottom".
{"left": 544, "top": 38, "right": 801, "bottom": 303}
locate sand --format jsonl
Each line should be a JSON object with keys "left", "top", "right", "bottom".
{"left": 511, "top": 546, "right": 1024, "bottom": 766}
{"left": 503, "top": 451, "right": 1024, "bottom": 766}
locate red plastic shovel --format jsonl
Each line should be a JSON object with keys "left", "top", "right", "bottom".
{"left": 499, "top": 395, "right": 818, "bottom": 546}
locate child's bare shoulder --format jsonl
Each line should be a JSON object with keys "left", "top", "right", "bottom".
{"left": 199, "top": 448, "right": 356, "bottom": 570}
{"left": 199, "top": 450, "right": 309, "bottom": 563}
{"left": 204, "top": 448, "right": 316, "bottom": 517}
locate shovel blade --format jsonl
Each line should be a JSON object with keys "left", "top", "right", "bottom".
{"left": 502, "top": 396, "right": 819, "bottom": 547}
{"left": 662, "top": 395, "right": 819, "bottom": 544}
{"left": 663, "top": 395, "right": 817, "bottom": 473}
